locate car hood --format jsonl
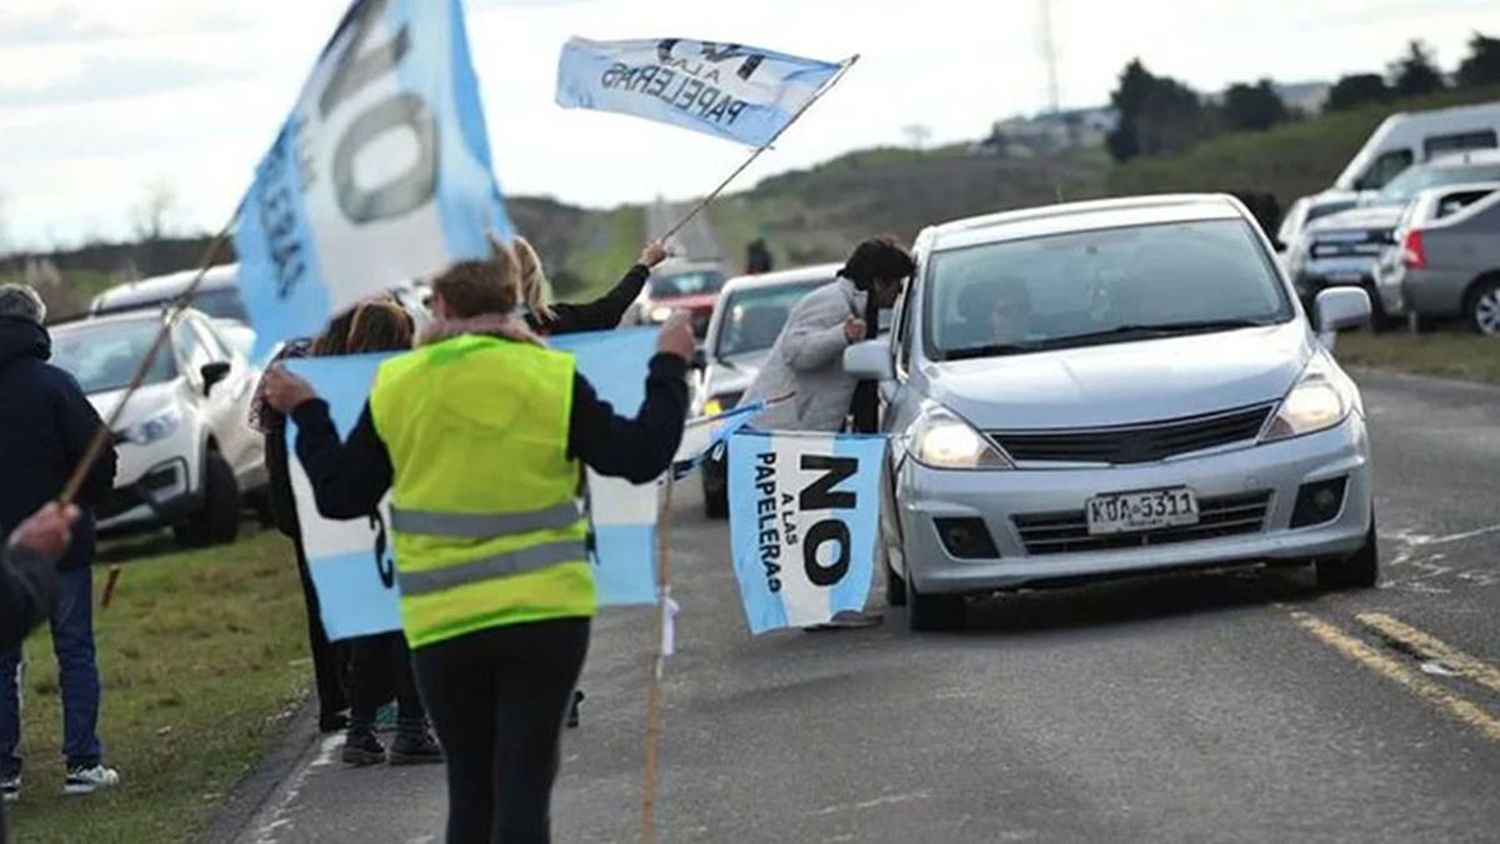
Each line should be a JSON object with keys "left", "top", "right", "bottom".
{"left": 705, "top": 351, "right": 769, "bottom": 397}
{"left": 86, "top": 381, "right": 181, "bottom": 432}
{"left": 922, "top": 322, "right": 1311, "bottom": 430}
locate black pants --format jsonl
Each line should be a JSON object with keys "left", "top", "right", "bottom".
{"left": 292, "top": 538, "right": 348, "bottom": 727}
{"left": 413, "top": 619, "right": 590, "bottom": 844}
{"left": 348, "top": 632, "right": 425, "bottom": 727}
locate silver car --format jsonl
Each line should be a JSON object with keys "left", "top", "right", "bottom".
{"left": 1383, "top": 190, "right": 1500, "bottom": 334}
{"left": 845, "top": 195, "right": 1378, "bottom": 631}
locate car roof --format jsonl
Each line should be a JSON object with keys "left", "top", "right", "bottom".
{"left": 925, "top": 194, "right": 1248, "bottom": 252}
{"left": 1417, "top": 149, "right": 1500, "bottom": 169}
{"left": 1306, "top": 205, "right": 1404, "bottom": 232}
{"left": 719, "top": 263, "right": 842, "bottom": 295}
{"left": 92, "top": 264, "right": 238, "bottom": 309}
{"left": 653, "top": 259, "right": 723, "bottom": 275}
{"left": 51, "top": 306, "right": 204, "bottom": 334}
{"left": 1412, "top": 180, "right": 1500, "bottom": 200}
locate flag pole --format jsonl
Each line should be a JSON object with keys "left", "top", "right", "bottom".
{"left": 660, "top": 54, "right": 861, "bottom": 244}
{"left": 640, "top": 472, "right": 676, "bottom": 844}
{"left": 70, "top": 207, "right": 240, "bottom": 609}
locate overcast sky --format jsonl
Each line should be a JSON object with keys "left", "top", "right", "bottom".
{"left": 2, "top": 0, "right": 1499, "bottom": 250}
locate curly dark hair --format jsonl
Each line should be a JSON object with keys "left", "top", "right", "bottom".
{"left": 838, "top": 237, "right": 915, "bottom": 291}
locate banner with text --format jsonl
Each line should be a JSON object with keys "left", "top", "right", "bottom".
{"left": 727, "top": 431, "right": 885, "bottom": 633}
{"left": 555, "top": 37, "right": 842, "bottom": 147}
{"left": 236, "top": 0, "right": 511, "bottom": 359}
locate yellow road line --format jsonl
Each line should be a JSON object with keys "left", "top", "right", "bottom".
{"left": 1284, "top": 609, "right": 1500, "bottom": 744}
{"left": 1356, "top": 612, "right": 1500, "bottom": 697}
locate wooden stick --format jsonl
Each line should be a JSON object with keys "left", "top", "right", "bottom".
{"left": 66, "top": 211, "right": 239, "bottom": 610}
{"left": 640, "top": 473, "right": 675, "bottom": 844}
{"left": 660, "top": 54, "right": 861, "bottom": 244}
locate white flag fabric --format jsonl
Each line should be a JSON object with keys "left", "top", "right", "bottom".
{"left": 555, "top": 37, "right": 843, "bottom": 147}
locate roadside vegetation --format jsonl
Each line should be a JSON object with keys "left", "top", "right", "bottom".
{"left": 1336, "top": 329, "right": 1500, "bottom": 385}
{"left": 7, "top": 529, "right": 307, "bottom": 844}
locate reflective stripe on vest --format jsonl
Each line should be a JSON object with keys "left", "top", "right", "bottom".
{"left": 390, "top": 501, "right": 581, "bottom": 539}
{"left": 398, "top": 538, "right": 589, "bottom": 597}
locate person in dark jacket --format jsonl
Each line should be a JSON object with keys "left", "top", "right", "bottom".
{"left": 0, "top": 502, "right": 80, "bottom": 840}
{"left": 514, "top": 236, "right": 668, "bottom": 335}
{"left": 0, "top": 284, "right": 120, "bottom": 803}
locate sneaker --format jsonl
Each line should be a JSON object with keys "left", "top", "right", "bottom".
{"left": 374, "top": 702, "right": 398, "bottom": 732}
{"left": 566, "top": 690, "right": 585, "bottom": 729}
{"left": 63, "top": 765, "right": 120, "bottom": 796}
{"left": 388, "top": 726, "right": 443, "bottom": 766}
{"left": 2, "top": 774, "right": 19, "bottom": 803}
{"left": 341, "top": 729, "right": 386, "bottom": 767}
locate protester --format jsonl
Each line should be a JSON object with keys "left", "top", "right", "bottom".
{"left": 513, "top": 235, "right": 669, "bottom": 335}
{"left": 261, "top": 243, "right": 691, "bottom": 842}
{"left": 746, "top": 237, "right": 774, "bottom": 274}
{"left": 0, "top": 503, "right": 81, "bottom": 840}
{"left": 0, "top": 284, "right": 120, "bottom": 804}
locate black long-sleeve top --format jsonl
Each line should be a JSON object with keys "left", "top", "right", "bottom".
{"left": 526, "top": 265, "right": 649, "bottom": 335}
{"left": 292, "top": 353, "right": 688, "bottom": 520}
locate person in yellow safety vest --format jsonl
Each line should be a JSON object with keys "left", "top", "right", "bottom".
{"left": 260, "top": 243, "right": 694, "bottom": 844}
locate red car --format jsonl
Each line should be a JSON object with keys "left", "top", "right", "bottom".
{"left": 625, "top": 260, "right": 727, "bottom": 338}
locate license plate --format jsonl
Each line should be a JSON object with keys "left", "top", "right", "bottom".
{"left": 1086, "top": 488, "right": 1199, "bottom": 535}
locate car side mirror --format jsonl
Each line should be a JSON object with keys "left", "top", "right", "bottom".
{"left": 1315, "top": 288, "right": 1372, "bottom": 335}
{"left": 201, "top": 361, "right": 232, "bottom": 396}
{"left": 843, "top": 339, "right": 894, "bottom": 381}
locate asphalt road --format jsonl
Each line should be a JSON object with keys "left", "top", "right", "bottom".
{"left": 646, "top": 199, "right": 722, "bottom": 263}
{"left": 230, "top": 368, "right": 1500, "bottom": 843}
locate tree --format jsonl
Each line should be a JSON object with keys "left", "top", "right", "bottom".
{"left": 1106, "top": 59, "right": 1213, "bottom": 163}
{"left": 1392, "top": 40, "right": 1445, "bottom": 97}
{"left": 1221, "top": 80, "right": 1289, "bottom": 132}
{"left": 1326, "top": 73, "right": 1390, "bottom": 111}
{"left": 1457, "top": 32, "right": 1500, "bottom": 88}
{"left": 131, "top": 177, "right": 179, "bottom": 242}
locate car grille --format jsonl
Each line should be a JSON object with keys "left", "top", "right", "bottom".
{"left": 989, "top": 404, "right": 1275, "bottom": 465}
{"left": 1012, "top": 491, "right": 1273, "bottom": 556}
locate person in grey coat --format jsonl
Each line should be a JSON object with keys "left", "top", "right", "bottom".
{"left": 739, "top": 237, "right": 914, "bottom": 432}
{"left": 738, "top": 237, "right": 914, "bottom": 630}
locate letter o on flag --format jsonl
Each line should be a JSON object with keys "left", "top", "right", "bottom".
{"left": 333, "top": 92, "right": 439, "bottom": 224}
{"left": 803, "top": 519, "right": 850, "bottom": 587}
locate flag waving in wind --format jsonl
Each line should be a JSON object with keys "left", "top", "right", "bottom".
{"left": 235, "top": 0, "right": 511, "bottom": 358}
{"left": 556, "top": 37, "right": 844, "bottom": 147}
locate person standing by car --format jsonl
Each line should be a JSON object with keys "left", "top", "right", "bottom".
{"left": 260, "top": 244, "right": 692, "bottom": 842}
{"left": 0, "top": 502, "right": 81, "bottom": 840}
{"left": 0, "top": 284, "right": 120, "bottom": 804}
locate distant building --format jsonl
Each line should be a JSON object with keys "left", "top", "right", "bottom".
{"left": 978, "top": 107, "right": 1119, "bottom": 156}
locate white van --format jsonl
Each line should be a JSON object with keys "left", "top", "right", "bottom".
{"left": 1333, "top": 101, "right": 1500, "bottom": 192}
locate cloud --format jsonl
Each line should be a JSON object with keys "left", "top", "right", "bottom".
{"left": 0, "top": 54, "right": 255, "bottom": 107}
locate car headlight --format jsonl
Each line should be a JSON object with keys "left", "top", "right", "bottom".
{"left": 1261, "top": 356, "right": 1355, "bottom": 443}
{"left": 649, "top": 305, "right": 674, "bottom": 323}
{"left": 119, "top": 407, "right": 182, "bottom": 445}
{"left": 907, "top": 405, "right": 1011, "bottom": 470}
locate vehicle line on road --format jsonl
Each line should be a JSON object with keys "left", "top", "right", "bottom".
{"left": 1356, "top": 611, "right": 1500, "bottom": 696}
{"left": 1281, "top": 606, "right": 1500, "bottom": 744}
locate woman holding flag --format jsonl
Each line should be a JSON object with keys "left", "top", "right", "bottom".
{"left": 261, "top": 241, "right": 692, "bottom": 842}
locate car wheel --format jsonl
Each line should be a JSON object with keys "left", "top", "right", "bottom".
{"left": 1316, "top": 519, "right": 1379, "bottom": 590}
{"left": 1467, "top": 278, "right": 1500, "bottom": 336}
{"left": 175, "top": 453, "right": 241, "bottom": 548}
{"left": 906, "top": 579, "right": 965, "bottom": 632}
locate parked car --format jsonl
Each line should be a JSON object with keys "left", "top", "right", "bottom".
{"left": 1286, "top": 206, "right": 1403, "bottom": 323}
{"left": 624, "top": 259, "right": 726, "bottom": 338}
{"left": 1385, "top": 190, "right": 1500, "bottom": 334}
{"left": 91, "top": 265, "right": 255, "bottom": 355}
{"left": 845, "top": 194, "right": 1377, "bottom": 631}
{"left": 1372, "top": 181, "right": 1500, "bottom": 320}
{"left": 49, "top": 309, "right": 268, "bottom": 546}
{"left": 693, "top": 263, "right": 841, "bottom": 516}
{"left": 1276, "top": 190, "right": 1359, "bottom": 255}
{"left": 1333, "top": 101, "right": 1500, "bottom": 192}
{"left": 1360, "top": 149, "right": 1500, "bottom": 208}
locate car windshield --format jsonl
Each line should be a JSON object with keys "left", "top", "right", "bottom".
{"left": 1378, "top": 163, "right": 1500, "bottom": 203}
{"left": 95, "top": 285, "right": 248, "bottom": 322}
{"left": 715, "top": 280, "right": 825, "bottom": 358}
{"left": 50, "top": 319, "right": 176, "bottom": 395}
{"left": 651, "top": 270, "right": 725, "bottom": 298}
{"left": 925, "top": 219, "right": 1293, "bottom": 360}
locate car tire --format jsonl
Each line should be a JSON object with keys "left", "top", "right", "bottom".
{"left": 906, "top": 579, "right": 964, "bottom": 632}
{"left": 175, "top": 453, "right": 241, "bottom": 548}
{"left": 703, "top": 484, "right": 727, "bottom": 520}
{"left": 1466, "top": 277, "right": 1500, "bottom": 336}
{"left": 1316, "top": 519, "right": 1379, "bottom": 591}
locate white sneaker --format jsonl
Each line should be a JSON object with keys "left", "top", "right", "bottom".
{"left": 1, "top": 774, "right": 19, "bottom": 803}
{"left": 63, "top": 764, "right": 120, "bottom": 796}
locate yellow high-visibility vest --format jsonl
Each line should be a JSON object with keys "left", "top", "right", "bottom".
{"left": 369, "top": 333, "right": 594, "bottom": 649}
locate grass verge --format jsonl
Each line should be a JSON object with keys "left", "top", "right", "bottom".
{"left": 7, "top": 529, "right": 309, "bottom": 843}
{"left": 1336, "top": 329, "right": 1500, "bottom": 385}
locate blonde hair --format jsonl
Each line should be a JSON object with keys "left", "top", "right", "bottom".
{"left": 506, "top": 235, "right": 555, "bottom": 324}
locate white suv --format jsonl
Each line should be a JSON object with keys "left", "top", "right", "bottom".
{"left": 50, "top": 309, "right": 267, "bottom": 546}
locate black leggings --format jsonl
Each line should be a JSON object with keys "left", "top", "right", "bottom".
{"left": 413, "top": 619, "right": 590, "bottom": 844}
{"left": 348, "top": 632, "right": 425, "bottom": 726}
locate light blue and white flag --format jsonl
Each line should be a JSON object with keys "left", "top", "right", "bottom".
{"left": 236, "top": 0, "right": 511, "bottom": 359}
{"left": 670, "top": 400, "right": 765, "bottom": 480}
{"left": 727, "top": 431, "right": 886, "bottom": 633}
{"left": 285, "top": 327, "right": 665, "bottom": 639}
{"left": 556, "top": 37, "right": 843, "bottom": 147}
